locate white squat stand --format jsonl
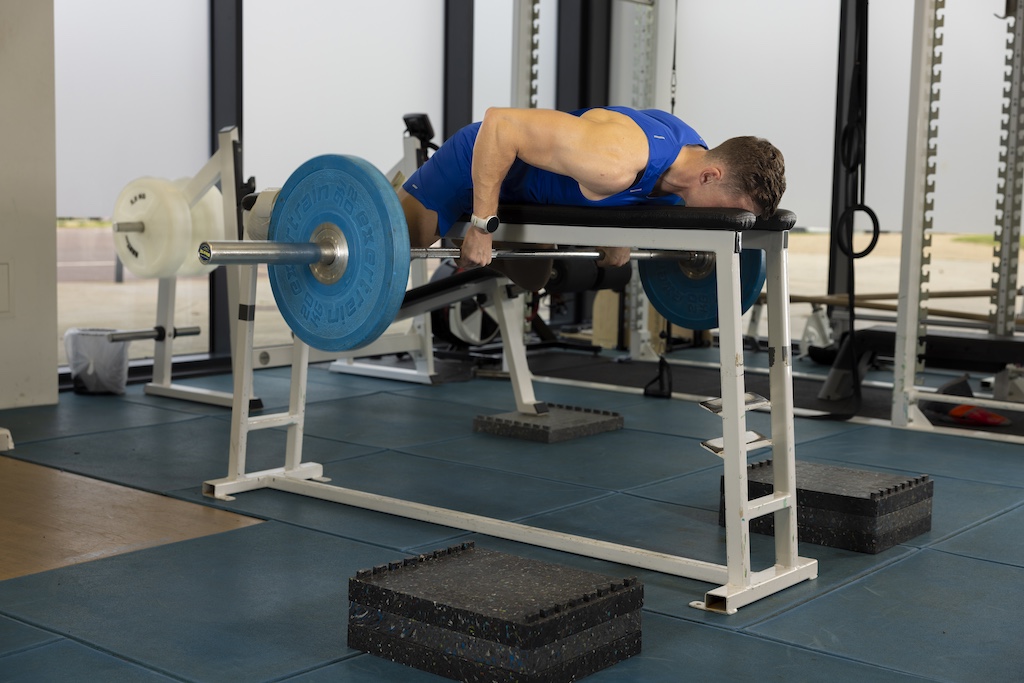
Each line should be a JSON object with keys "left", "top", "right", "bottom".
{"left": 129, "top": 127, "right": 245, "bottom": 408}
{"left": 204, "top": 222, "right": 817, "bottom": 614}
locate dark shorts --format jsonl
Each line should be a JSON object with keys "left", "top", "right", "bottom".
{"left": 402, "top": 122, "right": 481, "bottom": 236}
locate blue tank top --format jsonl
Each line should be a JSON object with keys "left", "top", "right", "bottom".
{"left": 499, "top": 107, "right": 707, "bottom": 208}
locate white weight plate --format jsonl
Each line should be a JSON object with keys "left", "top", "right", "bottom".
{"left": 112, "top": 177, "right": 191, "bottom": 278}
{"left": 173, "top": 178, "right": 224, "bottom": 277}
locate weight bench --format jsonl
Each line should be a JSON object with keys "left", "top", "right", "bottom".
{"left": 205, "top": 184, "right": 817, "bottom": 614}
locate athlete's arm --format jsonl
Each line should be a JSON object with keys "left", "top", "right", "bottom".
{"left": 459, "top": 108, "right": 648, "bottom": 270}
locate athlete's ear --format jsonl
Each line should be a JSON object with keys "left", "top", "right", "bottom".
{"left": 700, "top": 166, "right": 723, "bottom": 185}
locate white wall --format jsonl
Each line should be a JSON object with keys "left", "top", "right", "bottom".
{"left": 0, "top": 0, "right": 58, "bottom": 408}
{"left": 640, "top": 0, "right": 1010, "bottom": 235}
{"left": 242, "top": 0, "right": 445, "bottom": 190}
{"left": 54, "top": 0, "right": 210, "bottom": 218}
{"left": 50, "top": 0, "right": 1014, "bottom": 235}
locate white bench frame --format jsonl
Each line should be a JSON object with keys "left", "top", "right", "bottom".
{"left": 204, "top": 220, "right": 817, "bottom": 614}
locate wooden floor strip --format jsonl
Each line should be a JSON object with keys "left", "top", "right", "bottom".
{"left": 0, "top": 455, "right": 261, "bottom": 581}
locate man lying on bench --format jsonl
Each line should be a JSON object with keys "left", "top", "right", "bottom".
{"left": 398, "top": 106, "right": 787, "bottom": 291}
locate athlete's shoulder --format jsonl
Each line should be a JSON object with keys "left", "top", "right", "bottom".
{"left": 635, "top": 109, "right": 707, "bottom": 148}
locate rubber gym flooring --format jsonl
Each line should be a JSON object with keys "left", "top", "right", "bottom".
{"left": 1, "top": 345, "right": 1022, "bottom": 682}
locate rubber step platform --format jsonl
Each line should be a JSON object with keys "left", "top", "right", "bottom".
{"left": 348, "top": 542, "right": 642, "bottom": 682}
{"left": 474, "top": 404, "right": 624, "bottom": 444}
{"left": 719, "top": 460, "right": 933, "bottom": 554}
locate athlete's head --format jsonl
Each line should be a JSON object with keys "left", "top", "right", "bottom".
{"left": 705, "top": 136, "right": 786, "bottom": 220}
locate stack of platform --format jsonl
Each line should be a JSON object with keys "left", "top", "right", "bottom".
{"left": 348, "top": 542, "right": 643, "bottom": 682}
{"left": 720, "top": 460, "right": 934, "bottom": 554}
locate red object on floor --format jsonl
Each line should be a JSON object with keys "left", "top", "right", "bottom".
{"left": 946, "top": 404, "right": 1012, "bottom": 427}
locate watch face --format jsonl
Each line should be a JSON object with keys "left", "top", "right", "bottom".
{"left": 486, "top": 216, "right": 499, "bottom": 232}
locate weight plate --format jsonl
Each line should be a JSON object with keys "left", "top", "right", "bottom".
{"left": 173, "top": 178, "right": 224, "bottom": 278}
{"left": 268, "top": 155, "right": 410, "bottom": 352}
{"left": 429, "top": 259, "right": 500, "bottom": 347}
{"left": 638, "top": 249, "right": 766, "bottom": 330}
{"left": 112, "top": 177, "right": 192, "bottom": 278}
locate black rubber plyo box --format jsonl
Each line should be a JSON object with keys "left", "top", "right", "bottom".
{"left": 719, "top": 460, "right": 933, "bottom": 554}
{"left": 348, "top": 542, "right": 642, "bottom": 683}
{"left": 473, "top": 403, "right": 623, "bottom": 444}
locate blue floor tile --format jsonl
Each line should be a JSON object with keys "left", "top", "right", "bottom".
{"left": 301, "top": 393, "right": 487, "bottom": 449}
{"left": 0, "top": 523, "right": 405, "bottom": 683}
{"left": 403, "top": 429, "right": 715, "bottom": 491}
{"left": 516, "top": 492, "right": 919, "bottom": 627}
{"left": 392, "top": 376, "right": 650, "bottom": 415}
{"left": 7, "top": 416, "right": 377, "bottom": 494}
{"left": 933, "top": 503, "right": 1024, "bottom": 567}
{"left": 171, "top": 484, "right": 468, "bottom": 552}
{"left": 280, "top": 652, "right": 446, "bottom": 682}
{"left": 0, "top": 393, "right": 196, "bottom": 446}
{"left": 804, "top": 425, "right": 1024, "bottom": 488}
{"left": 304, "top": 450, "right": 610, "bottom": 522}
{"left": 0, "top": 639, "right": 177, "bottom": 682}
{"left": 0, "top": 615, "right": 59, "bottom": 657}
{"left": 587, "top": 612, "right": 928, "bottom": 683}
{"left": 750, "top": 549, "right": 1024, "bottom": 682}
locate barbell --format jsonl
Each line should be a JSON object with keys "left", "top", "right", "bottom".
{"left": 195, "top": 154, "right": 766, "bottom": 351}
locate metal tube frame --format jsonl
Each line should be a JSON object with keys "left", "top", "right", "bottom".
{"left": 203, "top": 219, "right": 817, "bottom": 615}
{"left": 894, "top": 0, "right": 1024, "bottom": 444}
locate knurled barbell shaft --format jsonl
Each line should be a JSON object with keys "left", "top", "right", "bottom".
{"left": 199, "top": 240, "right": 710, "bottom": 267}
{"left": 409, "top": 248, "right": 705, "bottom": 261}
{"left": 106, "top": 326, "right": 201, "bottom": 343}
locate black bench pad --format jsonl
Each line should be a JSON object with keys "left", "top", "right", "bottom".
{"left": 485, "top": 205, "right": 795, "bottom": 232}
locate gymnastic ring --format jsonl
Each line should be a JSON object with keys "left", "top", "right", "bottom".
{"left": 835, "top": 203, "right": 880, "bottom": 259}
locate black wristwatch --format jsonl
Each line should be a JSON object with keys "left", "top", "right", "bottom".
{"left": 471, "top": 214, "right": 500, "bottom": 234}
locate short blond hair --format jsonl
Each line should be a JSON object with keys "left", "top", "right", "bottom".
{"left": 706, "top": 136, "right": 786, "bottom": 219}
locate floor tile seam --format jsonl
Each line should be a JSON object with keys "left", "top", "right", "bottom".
{"left": 640, "top": 604, "right": 937, "bottom": 680}
{"left": 509, "top": 490, "right": 621, "bottom": 526}
{"left": 2, "top": 412, "right": 212, "bottom": 446}
{"left": 925, "top": 545, "right": 1024, "bottom": 572}
{"left": 379, "top": 387, "right": 515, "bottom": 411}
{"left": 737, "top": 548, "right": 927, "bottom": 630}
{"left": 0, "top": 612, "right": 63, "bottom": 658}
{"left": 10, "top": 411, "right": 214, "bottom": 448}
{"left": 619, "top": 489, "right": 722, "bottom": 516}
{"left": 619, "top": 462, "right": 728, "bottom": 499}
{"left": 379, "top": 447, "right": 622, "bottom": 495}
{"left": 265, "top": 651, "right": 367, "bottom": 682}
{"left": 912, "top": 498, "right": 1024, "bottom": 549}
{"left": 2, "top": 453, "right": 177, "bottom": 498}
{"left": 0, "top": 612, "right": 192, "bottom": 682}
{"left": 387, "top": 446, "right": 629, "bottom": 494}
{"left": 805, "top": 454, "right": 1024, "bottom": 490}
{"left": 726, "top": 627, "right": 944, "bottom": 681}
{"left": 249, "top": 517, "right": 453, "bottom": 557}
{"left": 113, "top": 395, "right": 231, "bottom": 419}
{"left": 162, "top": 488, "right": 274, "bottom": 522}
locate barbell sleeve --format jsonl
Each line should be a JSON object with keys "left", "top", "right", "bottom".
{"left": 198, "top": 240, "right": 337, "bottom": 266}
{"left": 112, "top": 221, "right": 145, "bottom": 233}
